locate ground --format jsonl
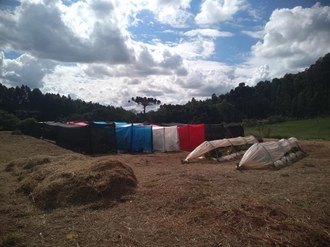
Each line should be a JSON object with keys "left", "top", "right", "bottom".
{"left": 0, "top": 131, "right": 329, "bottom": 247}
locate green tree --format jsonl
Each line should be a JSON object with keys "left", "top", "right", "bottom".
{"left": 0, "top": 110, "right": 20, "bottom": 130}
{"left": 130, "top": 97, "right": 161, "bottom": 120}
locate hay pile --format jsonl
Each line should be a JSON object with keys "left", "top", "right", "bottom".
{"left": 6, "top": 154, "right": 137, "bottom": 209}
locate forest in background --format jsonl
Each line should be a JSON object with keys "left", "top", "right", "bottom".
{"left": 0, "top": 53, "right": 329, "bottom": 131}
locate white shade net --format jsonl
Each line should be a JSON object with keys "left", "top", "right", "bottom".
{"left": 152, "top": 126, "right": 180, "bottom": 152}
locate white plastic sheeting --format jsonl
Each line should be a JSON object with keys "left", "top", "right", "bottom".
{"left": 183, "top": 136, "right": 258, "bottom": 163}
{"left": 238, "top": 137, "right": 302, "bottom": 169}
{"left": 152, "top": 126, "right": 180, "bottom": 152}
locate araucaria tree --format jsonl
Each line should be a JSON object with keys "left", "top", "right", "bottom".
{"left": 130, "top": 97, "right": 161, "bottom": 116}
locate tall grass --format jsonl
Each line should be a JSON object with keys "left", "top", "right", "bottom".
{"left": 245, "top": 117, "right": 330, "bottom": 140}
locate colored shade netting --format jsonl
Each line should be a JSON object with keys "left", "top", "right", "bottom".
{"left": 116, "top": 124, "right": 153, "bottom": 152}
{"left": 178, "top": 124, "right": 205, "bottom": 151}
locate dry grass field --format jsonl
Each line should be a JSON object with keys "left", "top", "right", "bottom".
{"left": 0, "top": 131, "right": 329, "bottom": 247}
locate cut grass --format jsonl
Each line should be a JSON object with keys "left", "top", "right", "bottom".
{"left": 245, "top": 117, "right": 330, "bottom": 140}
{"left": 0, "top": 132, "right": 330, "bottom": 247}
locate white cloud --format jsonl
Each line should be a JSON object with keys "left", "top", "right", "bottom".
{"left": 0, "top": 52, "right": 3, "bottom": 76}
{"left": 182, "top": 70, "right": 204, "bottom": 89}
{"left": 0, "top": 0, "right": 133, "bottom": 64}
{"left": 240, "top": 3, "right": 330, "bottom": 83}
{"left": 156, "top": 7, "right": 192, "bottom": 28}
{"left": 241, "top": 30, "right": 264, "bottom": 39}
{"left": 82, "top": 42, "right": 188, "bottom": 78}
{"left": 0, "top": 53, "right": 55, "bottom": 88}
{"left": 195, "top": 0, "right": 246, "bottom": 26}
{"left": 176, "top": 60, "right": 235, "bottom": 97}
{"left": 127, "top": 78, "right": 141, "bottom": 85}
{"left": 42, "top": 65, "right": 124, "bottom": 106}
{"left": 156, "top": 0, "right": 191, "bottom": 9}
{"left": 169, "top": 36, "right": 217, "bottom": 60}
{"left": 144, "top": 0, "right": 193, "bottom": 28}
{"left": 39, "top": 57, "right": 237, "bottom": 108}
{"left": 1, "top": 0, "right": 328, "bottom": 112}
{"left": 237, "top": 64, "right": 269, "bottom": 84}
{"left": 184, "top": 28, "right": 233, "bottom": 38}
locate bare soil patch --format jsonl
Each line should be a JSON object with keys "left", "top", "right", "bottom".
{"left": 0, "top": 132, "right": 329, "bottom": 247}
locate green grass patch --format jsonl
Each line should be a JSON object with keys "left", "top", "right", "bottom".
{"left": 245, "top": 117, "right": 330, "bottom": 140}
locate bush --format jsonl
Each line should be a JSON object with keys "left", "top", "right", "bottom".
{"left": 0, "top": 110, "right": 20, "bottom": 130}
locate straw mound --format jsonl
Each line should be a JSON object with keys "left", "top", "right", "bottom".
{"left": 5, "top": 155, "right": 51, "bottom": 174}
{"left": 6, "top": 155, "right": 137, "bottom": 210}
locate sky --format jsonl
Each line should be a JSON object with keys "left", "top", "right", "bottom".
{"left": 1, "top": 0, "right": 330, "bottom": 112}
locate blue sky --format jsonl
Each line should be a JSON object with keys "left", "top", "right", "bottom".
{"left": 0, "top": 0, "right": 330, "bottom": 111}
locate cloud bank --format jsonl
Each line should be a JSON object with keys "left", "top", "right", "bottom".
{"left": 0, "top": 0, "right": 329, "bottom": 109}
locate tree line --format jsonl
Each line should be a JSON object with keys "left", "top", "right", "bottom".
{"left": 148, "top": 53, "right": 330, "bottom": 124}
{"left": 0, "top": 53, "right": 329, "bottom": 130}
{"left": 0, "top": 85, "right": 137, "bottom": 130}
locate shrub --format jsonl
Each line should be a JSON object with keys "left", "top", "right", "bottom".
{"left": 0, "top": 110, "right": 20, "bottom": 130}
